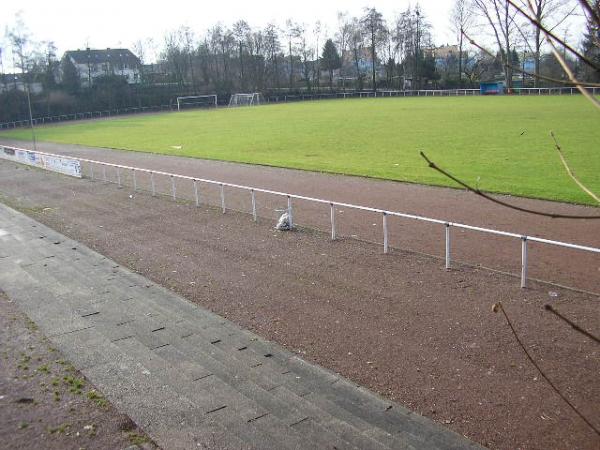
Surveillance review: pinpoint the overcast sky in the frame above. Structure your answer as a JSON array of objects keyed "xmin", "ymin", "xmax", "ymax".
[
  {"xmin": 1, "ymin": 0, "xmax": 461, "ymax": 62},
  {"xmin": 1, "ymin": 0, "xmax": 585, "ymax": 66}
]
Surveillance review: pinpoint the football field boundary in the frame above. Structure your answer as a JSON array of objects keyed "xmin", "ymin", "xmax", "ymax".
[{"xmin": 2, "ymin": 144, "xmax": 598, "ymax": 292}]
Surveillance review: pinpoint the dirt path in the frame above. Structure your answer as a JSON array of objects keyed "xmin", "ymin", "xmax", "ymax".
[
  {"xmin": 1, "ymin": 138, "xmax": 598, "ymax": 294},
  {"xmin": 0, "ymin": 159, "xmax": 598, "ymax": 450}
]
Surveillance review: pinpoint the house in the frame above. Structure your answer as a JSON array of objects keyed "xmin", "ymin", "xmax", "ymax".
[
  {"xmin": 62, "ymin": 48, "xmax": 141, "ymax": 87},
  {"xmin": 432, "ymin": 45, "xmax": 459, "ymax": 60},
  {"xmin": 431, "ymin": 45, "xmax": 460, "ymax": 71},
  {"xmin": 0, "ymin": 73, "xmax": 44, "ymax": 95}
]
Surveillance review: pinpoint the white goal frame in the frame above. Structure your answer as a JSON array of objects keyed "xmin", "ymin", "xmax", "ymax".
[
  {"xmin": 177, "ymin": 95, "xmax": 218, "ymax": 111},
  {"xmin": 228, "ymin": 93, "xmax": 262, "ymax": 107}
]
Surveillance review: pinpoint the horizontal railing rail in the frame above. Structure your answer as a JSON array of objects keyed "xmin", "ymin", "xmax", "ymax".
[{"xmin": 2, "ymin": 144, "xmax": 598, "ymax": 290}]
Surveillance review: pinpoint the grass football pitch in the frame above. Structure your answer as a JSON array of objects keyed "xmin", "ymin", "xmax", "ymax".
[{"xmin": 4, "ymin": 96, "xmax": 599, "ymax": 205}]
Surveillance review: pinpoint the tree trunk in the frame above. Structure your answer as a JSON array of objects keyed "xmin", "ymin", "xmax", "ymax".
[
  {"xmin": 289, "ymin": 40, "xmax": 293, "ymax": 89},
  {"xmin": 503, "ymin": 2, "xmax": 512, "ymax": 92},
  {"xmin": 371, "ymin": 28, "xmax": 377, "ymax": 93},
  {"xmin": 458, "ymin": 32, "xmax": 463, "ymax": 87},
  {"xmin": 534, "ymin": 27, "xmax": 541, "ymax": 87}
]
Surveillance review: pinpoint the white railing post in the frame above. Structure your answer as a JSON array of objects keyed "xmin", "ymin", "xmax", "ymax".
[
  {"xmin": 171, "ymin": 175, "xmax": 176, "ymax": 200},
  {"xmin": 521, "ymin": 236, "xmax": 528, "ymax": 288},
  {"xmin": 132, "ymin": 169, "xmax": 137, "ymax": 192},
  {"xmin": 220, "ymin": 184, "xmax": 225, "ymax": 213},
  {"xmin": 251, "ymin": 189, "xmax": 257, "ymax": 222},
  {"xmin": 287, "ymin": 196, "xmax": 293, "ymax": 229},
  {"xmin": 193, "ymin": 179, "xmax": 199, "ymax": 206},
  {"xmin": 90, "ymin": 163, "xmax": 94, "ymax": 180},
  {"xmin": 445, "ymin": 223, "xmax": 451, "ymax": 269},
  {"xmin": 116, "ymin": 167, "xmax": 121, "ymax": 187},
  {"xmin": 383, "ymin": 212, "xmax": 389, "ymax": 254},
  {"xmin": 330, "ymin": 203, "xmax": 336, "ymax": 240},
  {"xmin": 150, "ymin": 172, "xmax": 156, "ymax": 196},
  {"xmin": 102, "ymin": 164, "xmax": 107, "ymax": 182}
]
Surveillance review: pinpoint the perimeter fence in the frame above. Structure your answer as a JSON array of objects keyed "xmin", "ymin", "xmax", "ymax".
[
  {"xmin": 2, "ymin": 144, "xmax": 598, "ymax": 293},
  {"xmin": 2, "ymin": 86, "xmax": 599, "ymax": 130}
]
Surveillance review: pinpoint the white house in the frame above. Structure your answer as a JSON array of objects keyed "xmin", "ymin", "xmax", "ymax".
[
  {"xmin": 0, "ymin": 73, "xmax": 44, "ymax": 95},
  {"xmin": 63, "ymin": 48, "xmax": 141, "ymax": 87}
]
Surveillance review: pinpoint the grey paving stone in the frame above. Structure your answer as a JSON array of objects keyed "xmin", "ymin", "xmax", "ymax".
[{"xmin": 0, "ymin": 203, "xmax": 485, "ymax": 450}]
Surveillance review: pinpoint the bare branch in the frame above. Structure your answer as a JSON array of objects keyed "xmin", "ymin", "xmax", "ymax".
[
  {"xmin": 419, "ymin": 151, "xmax": 600, "ymax": 219},
  {"xmin": 492, "ymin": 302, "xmax": 600, "ymax": 437},
  {"xmin": 518, "ymin": 0, "xmax": 600, "ymax": 109},
  {"xmin": 508, "ymin": 0, "xmax": 599, "ymax": 70},
  {"xmin": 462, "ymin": 30, "xmax": 600, "ymax": 87},
  {"xmin": 544, "ymin": 304, "xmax": 600, "ymax": 344},
  {"xmin": 545, "ymin": 31, "xmax": 600, "ymax": 109},
  {"xmin": 551, "ymin": 132, "xmax": 600, "ymax": 204},
  {"xmin": 578, "ymin": 0, "xmax": 600, "ymax": 26}
]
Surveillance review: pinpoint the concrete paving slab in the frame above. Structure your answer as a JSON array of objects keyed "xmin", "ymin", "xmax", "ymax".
[{"xmin": 0, "ymin": 202, "xmax": 484, "ymax": 450}]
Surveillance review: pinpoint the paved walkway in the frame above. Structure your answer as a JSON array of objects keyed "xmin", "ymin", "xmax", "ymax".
[{"xmin": 0, "ymin": 203, "xmax": 482, "ymax": 450}]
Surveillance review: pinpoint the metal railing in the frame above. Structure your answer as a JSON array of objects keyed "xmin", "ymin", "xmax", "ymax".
[
  {"xmin": 267, "ymin": 89, "xmax": 481, "ymax": 103},
  {"xmin": 514, "ymin": 86, "xmax": 600, "ymax": 95},
  {"xmin": 267, "ymin": 86, "xmax": 599, "ymax": 102},
  {"xmin": 2, "ymin": 144, "xmax": 598, "ymax": 290},
  {"xmin": 0, "ymin": 104, "xmax": 176, "ymax": 130},
  {"xmin": 2, "ymin": 86, "xmax": 598, "ymax": 130}
]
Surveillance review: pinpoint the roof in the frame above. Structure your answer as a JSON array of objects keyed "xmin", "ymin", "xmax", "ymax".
[
  {"xmin": 433, "ymin": 45, "xmax": 459, "ymax": 59},
  {"xmin": 64, "ymin": 48, "xmax": 140, "ymax": 66}
]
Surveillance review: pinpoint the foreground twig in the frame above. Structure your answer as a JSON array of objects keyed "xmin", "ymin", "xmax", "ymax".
[
  {"xmin": 578, "ymin": 0, "xmax": 600, "ymax": 29},
  {"xmin": 462, "ymin": 30, "xmax": 600, "ymax": 89},
  {"xmin": 551, "ymin": 132, "xmax": 600, "ymax": 204},
  {"xmin": 507, "ymin": 0, "xmax": 599, "ymax": 71},
  {"xmin": 523, "ymin": 0, "xmax": 600, "ymax": 110},
  {"xmin": 419, "ymin": 152, "xmax": 600, "ymax": 219},
  {"xmin": 492, "ymin": 302, "xmax": 600, "ymax": 437},
  {"xmin": 544, "ymin": 304, "xmax": 600, "ymax": 344}
]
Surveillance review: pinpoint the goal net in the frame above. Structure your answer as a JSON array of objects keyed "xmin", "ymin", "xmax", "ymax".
[
  {"xmin": 228, "ymin": 93, "xmax": 263, "ymax": 107},
  {"xmin": 176, "ymin": 95, "xmax": 218, "ymax": 111}
]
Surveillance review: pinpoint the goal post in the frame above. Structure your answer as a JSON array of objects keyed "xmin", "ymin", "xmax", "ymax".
[
  {"xmin": 228, "ymin": 93, "xmax": 263, "ymax": 107},
  {"xmin": 176, "ymin": 95, "xmax": 218, "ymax": 111}
]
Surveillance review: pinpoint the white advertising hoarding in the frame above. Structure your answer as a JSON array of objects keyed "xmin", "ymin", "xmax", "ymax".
[{"xmin": 0, "ymin": 147, "xmax": 82, "ymax": 178}]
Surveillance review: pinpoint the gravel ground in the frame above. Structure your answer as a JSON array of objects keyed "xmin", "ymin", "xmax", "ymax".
[
  {"xmin": 0, "ymin": 159, "xmax": 598, "ymax": 450},
  {"xmin": 0, "ymin": 290, "xmax": 158, "ymax": 450}
]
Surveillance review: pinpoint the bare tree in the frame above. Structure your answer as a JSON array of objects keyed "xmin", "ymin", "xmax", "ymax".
[
  {"xmin": 313, "ymin": 21, "xmax": 322, "ymax": 91},
  {"xmin": 380, "ymin": 25, "xmax": 396, "ymax": 88},
  {"xmin": 182, "ymin": 27, "xmax": 197, "ymax": 91},
  {"xmin": 514, "ymin": 0, "xmax": 575, "ymax": 86},
  {"xmin": 6, "ymin": 14, "xmax": 32, "ymax": 77},
  {"xmin": 349, "ymin": 18, "xmax": 365, "ymax": 90},
  {"xmin": 472, "ymin": 0, "xmax": 519, "ymax": 90},
  {"xmin": 264, "ymin": 24, "xmax": 282, "ymax": 89},
  {"xmin": 393, "ymin": 8, "xmax": 413, "ymax": 89},
  {"xmin": 297, "ymin": 24, "xmax": 314, "ymax": 91},
  {"xmin": 162, "ymin": 29, "xmax": 189, "ymax": 87},
  {"xmin": 360, "ymin": 7, "xmax": 386, "ymax": 92},
  {"xmin": 233, "ymin": 21, "xmax": 251, "ymax": 91},
  {"xmin": 285, "ymin": 20, "xmax": 302, "ymax": 89},
  {"xmin": 0, "ymin": 40, "xmax": 6, "ymax": 91},
  {"xmin": 451, "ymin": 0, "xmax": 474, "ymax": 87},
  {"xmin": 335, "ymin": 12, "xmax": 353, "ymax": 91}
]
